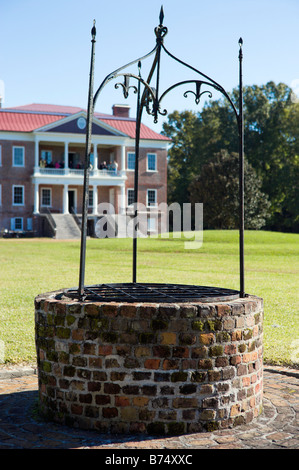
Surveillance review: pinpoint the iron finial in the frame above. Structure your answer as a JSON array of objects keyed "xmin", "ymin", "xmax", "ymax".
[
  {"xmin": 91, "ymin": 20, "xmax": 96, "ymax": 41},
  {"xmin": 238, "ymin": 37, "xmax": 243, "ymax": 47},
  {"xmin": 159, "ymin": 6, "xmax": 164, "ymax": 26}
]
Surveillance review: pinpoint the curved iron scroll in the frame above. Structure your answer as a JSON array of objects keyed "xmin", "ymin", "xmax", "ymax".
[{"xmin": 78, "ymin": 8, "xmax": 244, "ymax": 300}]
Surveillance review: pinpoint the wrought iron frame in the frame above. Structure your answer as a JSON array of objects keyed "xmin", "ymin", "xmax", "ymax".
[{"xmin": 77, "ymin": 8, "xmax": 245, "ymax": 300}]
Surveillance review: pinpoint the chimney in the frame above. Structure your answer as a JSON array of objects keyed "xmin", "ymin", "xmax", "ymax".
[{"xmin": 112, "ymin": 104, "xmax": 130, "ymax": 118}]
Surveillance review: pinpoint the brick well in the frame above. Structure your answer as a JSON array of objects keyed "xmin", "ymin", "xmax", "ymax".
[{"xmin": 35, "ymin": 291, "xmax": 263, "ymax": 435}]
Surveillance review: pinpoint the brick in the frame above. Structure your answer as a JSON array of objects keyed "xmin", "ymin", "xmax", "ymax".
[
  {"xmin": 119, "ymin": 304, "xmax": 137, "ymax": 318},
  {"xmin": 142, "ymin": 385, "xmax": 157, "ymax": 396},
  {"xmin": 179, "ymin": 333, "xmax": 196, "ymax": 345},
  {"xmin": 110, "ymin": 372, "xmax": 126, "ymax": 381},
  {"xmin": 104, "ymin": 383, "xmax": 121, "ymax": 394},
  {"xmin": 102, "ymin": 304, "xmax": 119, "ymax": 317},
  {"xmin": 199, "ymin": 409, "xmax": 216, "ymax": 420},
  {"xmin": 88, "ymin": 381, "xmax": 102, "ymax": 392},
  {"xmin": 121, "ymin": 407, "xmax": 138, "ymax": 421},
  {"xmin": 144, "ymin": 359, "xmax": 160, "ymax": 369},
  {"xmin": 199, "ymin": 333, "xmax": 215, "ymax": 345},
  {"xmin": 217, "ymin": 304, "xmax": 231, "ymax": 316},
  {"xmin": 83, "ymin": 343, "xmax": 96, "ymax": 355},
  {"xmin": 98, "ymin": 345, "xmax": 113, "ymax": 355},
  {"xmin": 72, "ymin": 329, "xmax": 84, "ymax": 341},
  {"xmin": 135, "ymin": 346, "xmax": 151, "ymax": 357},
  {"xmin": 95, "ymin": 395, "xmax": 110, "ymax": 405},
  {"xmin": 223, "ymin": 317, "xmax": 235, "ymax": 330},
  {"xmin": 224, "ymin": 344, "xmax": 237, "ymax": 355},
  {"xmin": 71, "ymin": 404, "xmax": 83, "ymax": 415},
  {"xmin": 133, "ymin": 396, "xmax": 150, "ymax": 407},
  {"xmin": 88, "ymin": 357, "xmax": 102, "ymax": 368},
  {"xmin": 102, "ymin": 407, "xmax": 118, "ymax": 418},
  {"xmin": 191, "ymin": 347, "xmax": 207, "ymax": 358},
  {"xmin": 173, "ymin": 346, "xmax": 189, "ymax": 358},
  {"xmin": 171, "ymin": 371, "xmax": 188, "ymax": 382},
  {"xmin": 161, "ymin": 332, "xmax": 176, "ymax": 345},
  {"xmin": 173, "ymin": 398, "xmax": 198, "ymax": 408},
  {"xmin": 153, "ymin": 345, "xmax": 171, "ymax": 358},
  {"xmin": 133, "ymin": 371, "xmax": 151, "ymax": 381},
  {"xmin": 230, "ymin": 404, "xmax": 241, "ymax": 416},
  {"xmin": 115, "ymin": 396, "xmax": 130, "ymax": 406},
  {"xmin": 163, "ymin": 359, "xmax": 179, "ymax": 370}
]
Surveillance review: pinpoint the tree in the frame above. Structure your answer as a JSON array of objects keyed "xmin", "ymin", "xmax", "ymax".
[
  {"xmin": 189, "ymin": 151, "xmax": 271, "ymax": 230},
  {"xmin": 162, "ymin": 81, "xmax": 299, "ymax": 232},
  {"xmin": 162, "ymin": 110, "xmax": 200, "ymax": 205}
]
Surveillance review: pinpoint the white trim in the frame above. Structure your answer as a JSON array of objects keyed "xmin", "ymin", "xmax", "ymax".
[{"xmin": 12, "ymin": 184, "xmax": 25, "ymax": 206}]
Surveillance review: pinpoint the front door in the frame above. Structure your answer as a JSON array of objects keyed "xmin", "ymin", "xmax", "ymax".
[{"xmin": 68, "ymin": 190, "xmax": 76, "ymax": 213}]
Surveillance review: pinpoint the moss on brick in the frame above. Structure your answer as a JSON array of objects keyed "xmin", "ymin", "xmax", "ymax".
[
  {"xmin": 209, "ymin": 345, "xmax": 224, "ymax": 357},
  {"xmin": 56, "ymin": 327, "xmax": 71, "ymax": 339},
  {"xmin": 167, "ymin": 422, "xmax": 185, "ymax": 435},
  {"xmin": 151, "ymin": 319, "xmax": 169, "ymax": 330},
  {"xmin": 147, "ymin": 422, "xmax": 166, "ymax": 435},
  {"xmin": 66, "ymin": 315, "xmax": 76, "ymax": 326},
  {"xmin": 192, "ymin": 321, "xmax": 204, "ymax": 331},
  {"xmin": 139, "ymin": 333, "xmax": 155, "ymax": 344},
  {"xmin": 42, "ymin": 361, "xmax": 52, "ymax": 373},
  {"xmin": 171, "ymin": 371, "xmax": 188, "ymax": 382}
]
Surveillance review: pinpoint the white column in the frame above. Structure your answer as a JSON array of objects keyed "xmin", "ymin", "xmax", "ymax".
[
  {"xmin": 64, "ymin": 141, "xmax": 69, "ymax": 171},
  {"xmin": 119, "ymin": 184, "xmax": 126, "ymax": 214},
  {"xmin": 35, "ymin": 139, "xmax": 39, "ymax": 168},
  {"xmin": 33, "ymin": 183, "xmax": 39, "ymax": 214},
  {"xmin": 93, "ymin": 143, "xmax": 98, "ymax": 172},
  {"xmin": 120, "ymin": 145, "xmax": 126, "ymax": 176},
  {"xmin": 63, "ymin": 184, "xmax": 69, "ymax": 214},
  {"xmin": 92, "ymin": 185, "xmax": 98, "ymax": 215}
]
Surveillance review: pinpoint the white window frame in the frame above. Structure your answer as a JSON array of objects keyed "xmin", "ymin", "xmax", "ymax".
[
  {"xmin": 12, "ymin": 146, "xmax": 25, "ymax": 167},
  {"xmin": 127, "ymin": 188, "xmax": 135, "ymax": 206},
  {"xmin": 147, "ymin": 153, "xmax": 157, "ymax": 172},
  {"xmin": 11, "ymin": 217, "xmax": 23, "ymax": 231},
  {"xmin": 12, "ymin": 185, "xmax": 24, "ymax": 206},
  {"xmin": 41, "ymin": 188, "xmax": 52, "ymax": 207},
  {"xmin": 127, "ymin": 152, "xmax": 135, "ymax": 171},
  {"xmin": 147, "ymin": 189, "xmax": 157, "ymax": 207}
]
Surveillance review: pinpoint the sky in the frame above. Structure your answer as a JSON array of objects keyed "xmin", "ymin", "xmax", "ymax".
[{"xmin": 1, "ymin": 0, "xmax": 299, "ymax": 133}]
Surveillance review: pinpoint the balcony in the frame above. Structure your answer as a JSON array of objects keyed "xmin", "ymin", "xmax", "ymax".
[{"xmin": 35, "ymin": 167, "xmax": 121, "ymax": 177}]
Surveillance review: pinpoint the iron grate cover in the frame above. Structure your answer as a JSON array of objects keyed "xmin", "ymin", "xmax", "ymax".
[{"xmin": 61, "ymin": 283, "xmax": 241, "ymax": 303}]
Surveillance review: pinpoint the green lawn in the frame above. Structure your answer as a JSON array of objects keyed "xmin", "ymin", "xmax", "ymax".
[{"xmin": 0, "ymin": 230, "xmax": 298, "ymax": 367}]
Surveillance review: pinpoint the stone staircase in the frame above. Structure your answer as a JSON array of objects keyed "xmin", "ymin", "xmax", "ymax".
[{"xmin": 51, "ymin": 213, "xmax": 81, "ymax": 239}]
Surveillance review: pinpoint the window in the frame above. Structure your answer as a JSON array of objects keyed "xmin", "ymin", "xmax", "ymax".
[
  {"xmin": 41, "ymin": 150, "xmax": 52, "ymax": 165},
  {"xmin": 147, "ymin": 153, "xmax": 157, "ymax": 171},
  {"xmin": 27, "ymin": 218, "xmax": 33, "ymax": 231},
  {"xmin": 13, "ymin": 146, "xmax": 25, "ymax": 167},
  {"xmin": 127, "ymin": 189, "xmax": 135, "ymax": 206},
  {"xmin": 11, "ymin": 217, "xmax": 23, "ymax": 231},
  {"xmin": 88, "ymin": 190, "xmax": 93, "ymax": 207},
  {"xmin": 13, "ymin": 185, "xmax": 24, "ymax": 205},
  {"xmin": 41, "ymin": 188, "xmax": 51, "ymax": 207},
  {"xmin": 147, "ymin": 189, "xmax": 157, "ymax": 207},
  {"xmin": 127, "ymin": 153, "xmax": 135, "ymax": 170}
]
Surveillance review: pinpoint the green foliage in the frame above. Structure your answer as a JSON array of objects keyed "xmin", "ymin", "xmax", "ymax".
[
  {"xmin": 162, "ymin": 81, "xmax": 299, "ymax": 232},
  {"xmin": 189, "ymin": 150, "xmax": 271, "ymax": 229}
]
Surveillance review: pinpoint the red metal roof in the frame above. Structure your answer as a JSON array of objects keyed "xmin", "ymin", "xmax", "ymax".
[
  {"xmin": 0, "ymin": 111, "xmax": 66, "ymax": 132},
  {"xmin": 100, "ymin": 118, "xmax": 169, "ymax": 141},
  {"xmin": 0, "ymin": 103, "xmax": 170, "ymax": 141}
]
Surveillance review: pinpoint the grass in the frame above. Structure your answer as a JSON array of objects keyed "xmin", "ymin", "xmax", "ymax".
[{"xmin": 0, "ymin": 230, "xmax": 298, "ymax": 367}]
